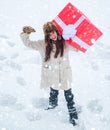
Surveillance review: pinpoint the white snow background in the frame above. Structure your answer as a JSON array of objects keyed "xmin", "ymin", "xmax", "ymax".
[{"xmin": 0, "ymin": 0, "xmax": 110, "ymax": 130}]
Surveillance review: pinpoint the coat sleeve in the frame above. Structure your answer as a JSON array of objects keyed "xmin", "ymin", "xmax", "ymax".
[{"xmin": 20, "ymin": 32, "xmax": 44, "ymax": 51}]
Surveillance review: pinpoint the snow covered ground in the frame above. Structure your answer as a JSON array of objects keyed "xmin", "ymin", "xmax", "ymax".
[{"xmin": 0, "ymin": 0, "xmax": 110, "ymax": 130}]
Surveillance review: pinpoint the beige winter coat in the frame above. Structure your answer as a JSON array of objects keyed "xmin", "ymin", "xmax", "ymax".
[{"xmin": 20, "ymin": 33, "xmax": 77, "ymax": 90}]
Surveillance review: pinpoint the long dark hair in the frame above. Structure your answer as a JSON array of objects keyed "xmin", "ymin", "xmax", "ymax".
[{"xmin": 43, "ymin": 22, "xmax": 65, "ymax": 62}]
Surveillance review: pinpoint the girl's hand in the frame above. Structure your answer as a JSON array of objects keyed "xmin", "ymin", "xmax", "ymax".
[{"xmin": 23, "ymin": 26, "xmax": 36, "ymax": 34}]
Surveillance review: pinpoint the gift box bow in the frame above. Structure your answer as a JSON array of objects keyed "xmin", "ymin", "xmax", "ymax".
[{"xmin": 52, "ymin": 3, "xmax": 103, "ymax": 52}]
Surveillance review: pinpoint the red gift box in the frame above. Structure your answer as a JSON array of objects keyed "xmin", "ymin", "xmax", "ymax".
[{"xmin": 52, "ymin": 2, "xmax": 103, "ymax": 52}]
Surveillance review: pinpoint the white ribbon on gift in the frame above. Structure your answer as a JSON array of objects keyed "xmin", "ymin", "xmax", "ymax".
[
  {"xmin": 54, "ymin": 16, "xmax": 90, "ymax": 50},
  {"xmin": 62, "ymin": 24, "xmax": 77, "ymax": 40}
]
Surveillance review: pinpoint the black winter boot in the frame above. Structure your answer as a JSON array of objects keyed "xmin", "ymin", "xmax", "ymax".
[
  {"xmin": 64, "ymin": 89, "xmax": 78, "ymax": 125},
  {"xmin": 47, "ymin": 87, "xmax": 59, "ymax": 110}
]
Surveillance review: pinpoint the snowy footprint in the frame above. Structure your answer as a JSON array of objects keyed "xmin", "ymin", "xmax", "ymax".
[
  {"xmin": 16, "ymin": 76, "xmax": 27, "ymax": 86},
  {"xmin": 0, "ymin": 35, "xmax": 9, "ymax": 39},
  {"xmin": 0, "ymin": 94, "xmax": 25, "ymax": 111},
  {"xmin": 10, "ymin": 53, "xmax": 19, "ymax": 59},
  {"xmin": 90, "ymin": 62, "xmax": 99, "ymax": 71},
  {"xmin": 104, "ymin": 75, "xmax": 110, "ymax": 81},
  {"xmin": 5, "ymin": 60, "xmax": 22, "ymax": 71},
  {"xmin": 0, "ymin": 94, "xmax": 17, "ymax": 107},
  {"xmin": 0, "ymin": 35, "xmax": 15, "ymax": 47},
  {"xmin": 31, "ymin": 97, "xmax": 48, "ymax": 109},
  {"xmin": 87, "ymin": 99, "xmax": 103, "ymax": 113},
  {"xmin": 0, "ymin": 55, "xmax": 7, "ymax": 61},
  {"xmin": 12, "ymin": 102, "xmax": 25, "ymax": 111},
  {"xmin": 7, "ymin": 41, "xmax": 15, "ymax": 47},
  {"xmin": 25, "ymin": 111, "xmax": 42, "ymax": 121}
]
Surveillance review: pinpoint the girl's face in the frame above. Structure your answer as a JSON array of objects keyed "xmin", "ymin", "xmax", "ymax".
[{"xmin": 49, "ymin": 31, "xmax": 57, "ymax": 41}]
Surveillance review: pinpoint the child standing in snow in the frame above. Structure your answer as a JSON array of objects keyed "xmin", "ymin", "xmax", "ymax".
[{"xmin": 20, "ymin": 22, "xmax": 78, "ymax": 125}]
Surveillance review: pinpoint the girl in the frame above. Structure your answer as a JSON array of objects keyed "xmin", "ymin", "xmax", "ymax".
[{"xmin": 20, "ymin": 22, "xmax": 78, "ymax": 125}]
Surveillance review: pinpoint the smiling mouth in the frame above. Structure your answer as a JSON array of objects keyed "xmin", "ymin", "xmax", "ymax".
[
  {"xmin": 52, "ymin": 37, "xmax": 57, "ymax": 41},
  {"xmin": 53, "ymin": 39, "xmax": 57, "ymax": 41}
]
